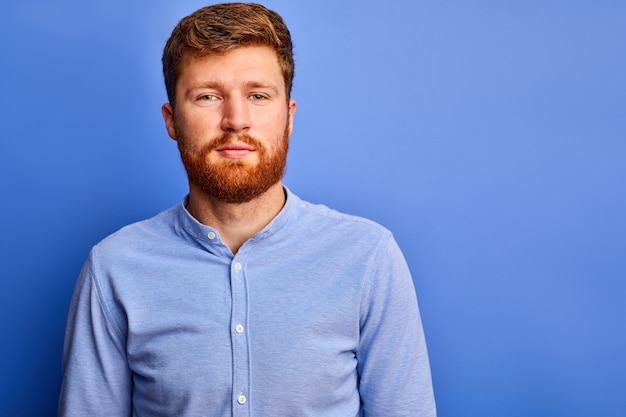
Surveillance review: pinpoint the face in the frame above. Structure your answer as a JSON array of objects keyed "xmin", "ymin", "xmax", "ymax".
[{"xmin": 162, "ymin": 45, "xmax": 297, "ymax": 203}]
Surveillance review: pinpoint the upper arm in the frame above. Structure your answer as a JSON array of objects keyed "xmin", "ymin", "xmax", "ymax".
[
  {"xmin": 58, "ymin": 252, "xmax": 132, "ymax": 416},
  {"xmin": 357, "ymin": 234, "xmax": 437, "ymax": 416}
]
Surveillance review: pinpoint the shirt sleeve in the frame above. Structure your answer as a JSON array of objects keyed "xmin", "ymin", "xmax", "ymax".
[
  {"xmin": 58, "ymin": 251, "xmax": 132, "ymax": 417},
  {"xmin": 357, "ymin": 233, "xmax": 437, "ymax": 417}
]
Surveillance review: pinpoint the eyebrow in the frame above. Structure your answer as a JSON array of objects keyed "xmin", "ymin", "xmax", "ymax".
[
  {"xmin": 186, "ymin": 80, "xmax": 280, "ymax": 95},
  {"xmin": 242, "ymin": 81, "xmax": 280, "ymax": 94}
]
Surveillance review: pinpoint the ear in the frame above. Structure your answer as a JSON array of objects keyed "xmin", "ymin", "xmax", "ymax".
[
  {"xmin": 161, "ymin": 103, "xmax": 177, "ymax": 141},
  {"xmin": 287, "ymin": 98, "xmax": 297, "ymax": 136}
]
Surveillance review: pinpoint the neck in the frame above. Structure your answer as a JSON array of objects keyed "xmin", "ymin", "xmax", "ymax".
[{"xmin": 186, "ymin": 181, "xmax": 286, "ymax": 254}]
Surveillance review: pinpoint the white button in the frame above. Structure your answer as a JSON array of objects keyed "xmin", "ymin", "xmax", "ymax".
[
  {"xmin": 207, "ymin": 231, "xmax": 216, "ymax": 240},
  {"xmin": 237, "ymin": 394, "xmax": 246, "ymax": 404},
  {"xmin": 235, "ymin": 324, "xmax": 244, "ymax": 333},
  {"xmin": 234, "ymin": 262, "xmax": 242, "ymax": 271}
]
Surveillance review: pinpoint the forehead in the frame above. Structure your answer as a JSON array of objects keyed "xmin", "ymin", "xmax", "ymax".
[{"xmin": 177, "ymin": 45, "xmax": 285, "ymax": 90}]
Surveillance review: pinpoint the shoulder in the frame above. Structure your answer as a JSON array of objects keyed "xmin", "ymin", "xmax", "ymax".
[
  {"xmin": 288, "ymin": 191, "xmax": 394, "ymax": 248},
  {"xmin": 90, "ymin": 205, "xmax": 181, "ymax": 259},
  {"xmin": 79, "ymin": 204, "xmax": 189, "ymax": 302}
]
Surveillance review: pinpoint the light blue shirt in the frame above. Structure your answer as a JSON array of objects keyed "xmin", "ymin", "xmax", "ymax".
[{"xmin": 59, "ymin": 189, "xmax": 436, "ymax": 416}]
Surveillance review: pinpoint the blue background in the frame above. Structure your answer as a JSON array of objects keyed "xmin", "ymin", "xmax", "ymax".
[{"xmin": 1, "ymin": 1, "xmax": 625, "ymax": 415}]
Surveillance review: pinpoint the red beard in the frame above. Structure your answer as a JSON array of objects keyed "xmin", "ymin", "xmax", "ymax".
[{"xmin": 176, "ymin": 125, "xmax": 289, "ymax": 204}]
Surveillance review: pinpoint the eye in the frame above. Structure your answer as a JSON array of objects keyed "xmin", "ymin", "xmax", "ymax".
[
  {"xmin": 199, "ymin": 94, "xmax": 218, "ymax": 101},
  {"xmin": 250, "ymin": 93, "xmax": 268, "ymax": 101}
]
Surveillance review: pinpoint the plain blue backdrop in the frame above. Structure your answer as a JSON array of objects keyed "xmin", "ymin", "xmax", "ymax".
[{"xmin": 1, "ymin": 1, "xmax": 625, "ymax": 416}]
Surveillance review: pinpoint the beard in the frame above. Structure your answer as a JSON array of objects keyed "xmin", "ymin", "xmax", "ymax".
[{"xmin": 176, "ymin": 123, "xmax": 289, "ymax": 204}]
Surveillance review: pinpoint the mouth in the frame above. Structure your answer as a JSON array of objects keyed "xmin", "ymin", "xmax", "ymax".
[
  {"xmin": 216, "ymin": 142, "xmax": 255, "ymax": 151},
  {"xmin": 215, "ymin": 141, "xmax": 256, "ymax": 159}
]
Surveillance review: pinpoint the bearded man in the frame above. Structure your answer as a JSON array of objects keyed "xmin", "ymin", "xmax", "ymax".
[{"xmin": 58, "ymin": 3, "xmax": 436, "ymax": 416}]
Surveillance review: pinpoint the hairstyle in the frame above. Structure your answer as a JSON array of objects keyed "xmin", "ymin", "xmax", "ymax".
[{"xmin": 162, "ymin": 2, "xmax": 294, "ymax": 107}]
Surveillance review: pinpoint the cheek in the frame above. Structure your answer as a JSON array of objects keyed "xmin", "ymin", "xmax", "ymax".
[
  {"xmin": 264, "ymin": 113, "xmax": 290, "ymax": 140},
  {"xmin": 175, "ymin": 113, "xmax": 216, "ymax": 142}
]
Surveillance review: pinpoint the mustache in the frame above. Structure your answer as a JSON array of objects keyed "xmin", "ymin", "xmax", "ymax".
[{"xmin": 207, "ymin": 132, "xmax": 263, "ymax": 151}]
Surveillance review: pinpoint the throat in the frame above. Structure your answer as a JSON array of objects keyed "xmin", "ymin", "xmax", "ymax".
[{"xmin": 186, "ymin": 182, "xmax": 286, "ymax": 253}]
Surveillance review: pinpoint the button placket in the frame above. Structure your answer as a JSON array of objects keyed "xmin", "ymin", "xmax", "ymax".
[{"xmin": 231, "ymin": 257, "xmax": 250, "ymax": 414}]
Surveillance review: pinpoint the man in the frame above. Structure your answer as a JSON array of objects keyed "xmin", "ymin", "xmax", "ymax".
[{"xmin": 58, "ymin": 3, "xmax": 436, "ymax": 416}]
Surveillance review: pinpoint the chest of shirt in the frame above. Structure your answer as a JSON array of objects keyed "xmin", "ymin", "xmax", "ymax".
[{"xmin": 108, "ymin": 243, "xmax": 368, "ymax": 414}]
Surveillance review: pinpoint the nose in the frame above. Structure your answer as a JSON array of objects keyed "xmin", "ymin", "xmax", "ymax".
[{"xmin": 220, "ymin": 95, "xmax": 250, "ymax": 133}]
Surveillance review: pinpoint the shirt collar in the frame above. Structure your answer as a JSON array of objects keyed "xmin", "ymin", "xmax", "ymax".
[{"xmin": 175, "ymin": 186, "xmax": 299, "ymax": 253}]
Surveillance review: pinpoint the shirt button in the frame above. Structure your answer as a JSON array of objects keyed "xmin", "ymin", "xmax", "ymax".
[
  {"xmin": 235, "ymin": 324, "xmax": 244, "ymax": 334},
  {"xmin": 237, "ymin": 394, "xmax": 246, "ymax": 404},
  {"xmin": 234, "ymin": 262, "xmax": 242, "ymax": 271},
  {"xmin": 207, "ymin": 231, "xmax": 216, "ymax": 240}
]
